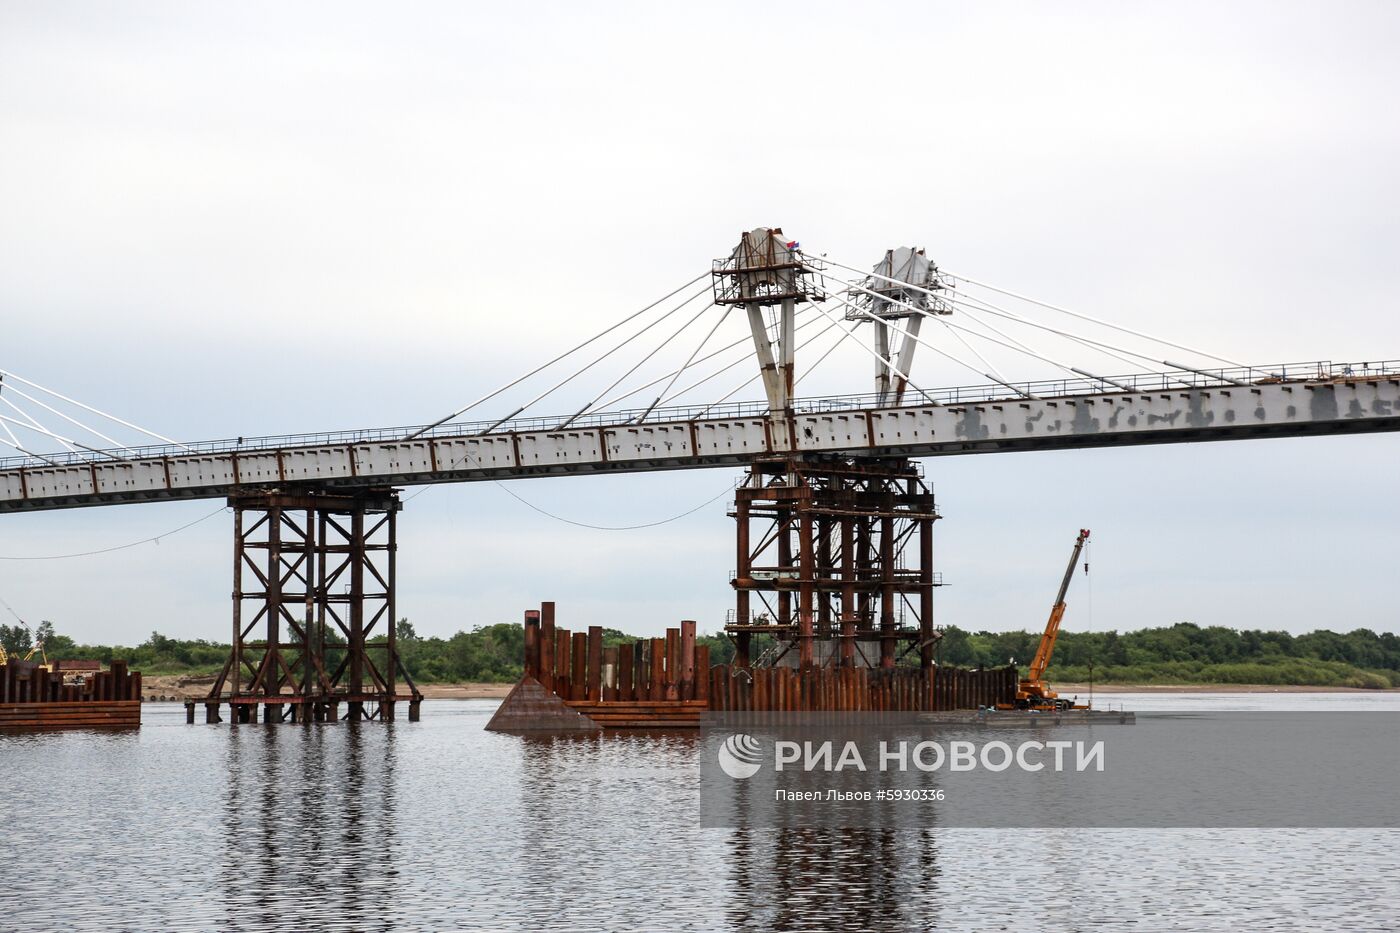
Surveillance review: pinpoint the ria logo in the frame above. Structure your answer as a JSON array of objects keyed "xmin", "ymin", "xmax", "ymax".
[{"xmin": 717, "ymin": 733, "xmax": 763, "ymax": 779}]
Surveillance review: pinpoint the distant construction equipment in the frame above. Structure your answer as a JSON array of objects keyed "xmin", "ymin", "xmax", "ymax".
[{"xmin": 1002, "ymin": 528, "xmax": 1090, "ymax": 711}]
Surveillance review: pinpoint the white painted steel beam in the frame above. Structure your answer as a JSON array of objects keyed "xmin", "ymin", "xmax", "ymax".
[{"xmin": 1, "ymin": 376, "xmax": 1397, "ymax": 512}]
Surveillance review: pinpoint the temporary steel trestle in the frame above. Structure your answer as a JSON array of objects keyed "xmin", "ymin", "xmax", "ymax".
[
  {"xmin": 729, "ymin": 455, "xmax": 942, "ymax": 672},
  {"xmin": 200, "ymin": 486, "xmax": 422, "ymax": 724}
]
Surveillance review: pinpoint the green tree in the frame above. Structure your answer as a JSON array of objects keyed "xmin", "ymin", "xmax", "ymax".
[{"xmin": 0, "ymin": 623, "xmax": 31, "ymax": 655}]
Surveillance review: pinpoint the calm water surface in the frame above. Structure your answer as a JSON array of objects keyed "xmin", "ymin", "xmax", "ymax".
[{"xmin": 2, "ymin": 693, "xmax": 1398, "ymax": 932}]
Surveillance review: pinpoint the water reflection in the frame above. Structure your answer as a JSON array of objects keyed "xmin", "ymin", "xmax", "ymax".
[
  {"xmin": 3, "ymin": 698, "xmax": 1399, "ymax": 932},
  {"xmin": 219, "ymin": 720, "xmax": 400, "ymax": 933},
  {"xmin": 726, "ymin": 828, "xmax": 942, "ymax": 931}
]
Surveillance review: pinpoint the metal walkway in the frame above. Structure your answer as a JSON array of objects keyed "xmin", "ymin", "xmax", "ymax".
[{"xmin": 3, "ymin": 360, "xmax": 1396, "ymax": 513}]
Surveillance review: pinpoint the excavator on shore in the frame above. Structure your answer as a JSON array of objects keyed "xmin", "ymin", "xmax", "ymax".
[
  {"xmin": 0, "ymin": 640, "xmax": 48, "ymax": 669},
  {"xmin": 1000, "ymin": 528, "xmax": 1090, "ymax": 711}
]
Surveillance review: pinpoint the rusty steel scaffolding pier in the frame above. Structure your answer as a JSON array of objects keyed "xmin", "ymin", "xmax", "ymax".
[
  {"xmin": 200, "ymin": 486, "xmax": 422, "ymax": 724},
  {"xmin": 729, "ymin": 455, "xmax": 942, "ymax": 672}
]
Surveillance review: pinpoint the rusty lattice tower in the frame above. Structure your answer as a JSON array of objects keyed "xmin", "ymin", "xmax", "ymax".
[
  {"xmin": 727, "ymin": 456, "xmax": 941, "ymax": 671},
  {"xmin": 202, "ymin": 487, "xmax": 421, "ymax": 723}
]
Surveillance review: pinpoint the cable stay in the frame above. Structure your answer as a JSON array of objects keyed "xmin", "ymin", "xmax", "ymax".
[
  {"xmin": 814, "ymin": 253, "xmax": 1251, "ymax": 381},
  {"xmin": 940, "ymin": 270, "xmax": 1249, "ymax": 369},
  {"xmin": 476, "ymin": 288, "xmax": 719, "ymax": 435},
  {"xmin": 0, "ymin": 236, "xmax": 1324, "ymax": 472},
  {"xmin": 944, "ymin": 290, "xmax": 1199, "ymax": 388},
  {"xmin": 815, "ymin": 252, "xmax": 1250, "ymax": 394},
  {"xmin": 405, "ymin": 270, "xmax": 711, "ymax": 440},
  {"xmin": 801, "ymin": 294, "xmax": 938, "ymax": 405},
  {"xmin": 825, "ymin": 282, "xmax": 1038, "ymax": 400},
  {"xmin": 557, "ymin": 290, "xmax": 719, "ymax": 429},
  {"xmin": 584, "ymin": 305, "xmax": 820, "ymax": 415},
  {"xmin": 836, "ymin": 275, "xmax": 1138, "ymax": 395},
  {"xmin": 633, "ymin": 305, "xmax": 732, "ymax": 424},
  {"xmin": 684, "ymin": 312, "xmax": 850, "ymax": 417},
  {"xmin": 0, "ymin": 368, "xmax": 190, "ymax": 462}
]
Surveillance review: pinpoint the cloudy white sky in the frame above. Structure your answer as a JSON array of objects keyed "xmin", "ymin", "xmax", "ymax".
[{"xmin": 1, "ymin": 1, "xmax": 1397, "ymax": 647}]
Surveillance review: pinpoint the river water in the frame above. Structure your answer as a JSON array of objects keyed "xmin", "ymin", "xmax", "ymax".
[{"xmin": 2, "ymin": 692, "xmax": 1397, "ymax": 932}]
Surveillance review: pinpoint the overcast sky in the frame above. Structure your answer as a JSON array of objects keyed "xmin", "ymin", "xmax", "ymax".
[{"xmin": 1, "ymin": 1, "xmax": 1397, "ymax": 647}]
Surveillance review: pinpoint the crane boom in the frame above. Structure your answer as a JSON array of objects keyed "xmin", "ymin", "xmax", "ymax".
[
  {"xmin": 1027, "ymin": 528, "xmax": 1089, "ymax": 683},
  {"xmin": 1004, "ymin": 527, "xmax": 1090, "ymax": 710}
]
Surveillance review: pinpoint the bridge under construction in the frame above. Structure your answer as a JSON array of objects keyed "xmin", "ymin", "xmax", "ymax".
[{"xmin": 1, "ymin": 227, "xmax": 1396, "ymax": 723}]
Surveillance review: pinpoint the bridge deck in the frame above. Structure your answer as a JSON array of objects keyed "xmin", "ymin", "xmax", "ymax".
[{"xmin": 2, "ymin": 362, "xmax": 1397, "ymax": 512}]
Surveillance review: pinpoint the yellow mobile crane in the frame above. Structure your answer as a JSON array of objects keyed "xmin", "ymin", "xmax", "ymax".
[{"xmin": 1007, "ymin": 528, "xmax": 1090, "ymax": 711}]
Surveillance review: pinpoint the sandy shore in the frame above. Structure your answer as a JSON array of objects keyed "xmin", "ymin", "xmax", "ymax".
[
  {"xmin": 138, "ymin": 675, "xmax": 515, "ymax": 701},
  {"xmin": 416, "ymin": 683, "xmax": 514, "ymax": 699},
  {"xmin": 1053, "ymin": 682, "xmax": 1400, "ymax": 694}
]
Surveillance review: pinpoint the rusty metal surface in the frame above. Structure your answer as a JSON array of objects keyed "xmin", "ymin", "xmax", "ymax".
[
  {"xmin": 203, "ymin": 487, "xmax": 422, "ymax": 724},
  {"xmin": 505, "ymin": 600, "xmax": 1011, "ymax": 730},
  {"xmin": 706, "ymin": 664, "xmax": 1017, "ymax": 713},
  {"xmin": 0, "ymin": 658, "xmax": 143, "ymax": 731},
  {"xmin": 483, "ymin": 676, "xmax": 602, "ymax": 733},
  {"xmin": 729, "ymin": 456, "xmax": 940, "ymax": 671}
]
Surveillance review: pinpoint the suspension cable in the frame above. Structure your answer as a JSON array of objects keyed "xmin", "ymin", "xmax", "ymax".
[
  {"xmin": 403, "ymin": 441, "xmax": 734, "ymax": 530},
  {"xmin": 0, "ymin": 505, "xmax": 229, "ymax": 560}
]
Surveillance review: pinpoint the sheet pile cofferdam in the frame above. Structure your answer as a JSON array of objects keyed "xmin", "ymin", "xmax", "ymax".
[{"xmin": 0, "ymin": 659, "xmax": 141, "ymax": 732}]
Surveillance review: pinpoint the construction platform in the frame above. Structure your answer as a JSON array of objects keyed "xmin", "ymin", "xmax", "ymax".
[
  {"xmin": 485, "ymin": 603, "xmax": 1025, "ymax": 732},
  {"xmin": 0, "ymin": 659, "xmax": 141, "ymax": 732}
]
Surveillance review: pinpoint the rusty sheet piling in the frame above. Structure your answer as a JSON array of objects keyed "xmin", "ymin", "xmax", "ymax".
[
  {"xmin": 705, "ymin": 664, "xmax": 1016, "ymax": 712},
  {"xmin": 489, "ymin": 602, "xmax": 1017, "ymax": 731},
  {"xmin": 0, "ymin": 659, "xmax": 141, "ymax": 732}
]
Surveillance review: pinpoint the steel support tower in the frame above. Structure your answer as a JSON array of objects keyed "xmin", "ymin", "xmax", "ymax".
[
  {"xmin": 203, "ymin": 486, "xmax": 421, "ymax": 723},
  {"xmin": 727, "ymin": 456, "xmax": 941, "ymax": 671}
]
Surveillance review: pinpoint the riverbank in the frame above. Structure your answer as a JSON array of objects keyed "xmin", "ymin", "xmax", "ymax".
[
  {"xmin": 136, "ymin": 675, "xmax": 1400, "ymax": 702},
  {"xmin": 138, "ymin": 675, "xmax": 516, "ymax": 701},
  {"xmin": 1054, "ymin": 682, "xmax": 1400, "ymax": 694}
]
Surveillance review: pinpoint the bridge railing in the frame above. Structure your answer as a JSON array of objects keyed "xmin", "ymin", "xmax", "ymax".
[{"xmin": 2, "ymin": 359, "xmax": 1396, "ymax": 471}]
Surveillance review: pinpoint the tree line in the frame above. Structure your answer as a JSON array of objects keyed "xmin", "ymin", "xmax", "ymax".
[
  {"xmin": 2, "ymin": 619, "xmax": 1398, "ymax": 688},
  {"xmin": 938, "ymin": 622, "xmax": 1400, "ymax": 689}
]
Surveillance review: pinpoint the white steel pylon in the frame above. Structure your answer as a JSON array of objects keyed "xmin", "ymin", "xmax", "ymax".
[
  {"xmin": 712, "ymin": 227, "xmax": 826, "ymax": 449},
  {"xmin": 848, "ymin": 247, "xmax": 952, "ymax": 405}
]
